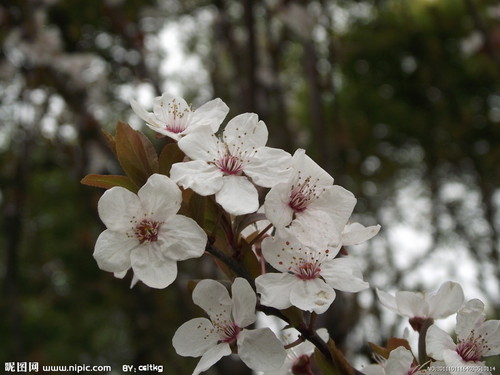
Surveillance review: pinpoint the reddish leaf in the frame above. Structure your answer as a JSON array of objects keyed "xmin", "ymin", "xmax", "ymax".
[
  {"xmin": 158, "ymin": 142, "xmax": 185, "ymax": 176},
  {"xmin": 80, "ymin": 174, "xmax": 138, "ymax": 192},
  {"xmin": 101, "ymin": 128, "xmax": 117, "ymax": 156},
  {"xmin": 319, "ymin": 339, "xmax": 355, "ymax": 375},
  {"xmin": 387, "ymin": 337, "xmax": 412, "ymax": 352},
  {"xmin": 115, "ymin": 121, "xmax": 159, "ymax": 186}
]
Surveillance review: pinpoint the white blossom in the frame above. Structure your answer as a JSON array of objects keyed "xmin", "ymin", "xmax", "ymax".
[
  {"xmin": 264, "ymin": 149, "xmax": 356, "ymax": 250},
  {"xmin": 261, "ymin": 328, "xmax": 329, "ymax": 375},
  {"xmin": 376, "ymin": 281, "xmax": 464, "ymax": 321},
  {"xmin": 256, "ymin": 234, "xmax": 368, "ymax": 314},
  {"xmin": 172, "ymin": 278, "xmax": 286, "ymax": 374},
  {"xmin": 170, "ymin": 113, "xmax": 293, "ymax": 215},
  {"xmin": 426, "ymin": 299, "xmax": 500, "ymax": 375},
  {"xmin": 93, "ymin": 174, "xmax": 207, "ymax": 288},
  {"xmin": 130, "ymin": 93, "xmax": 229, "ymax": 141}
]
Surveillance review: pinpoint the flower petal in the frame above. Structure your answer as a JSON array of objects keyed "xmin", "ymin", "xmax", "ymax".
[
  {"xmin": 292, "ymin": 149, "xmax": 333, "ymax": 186},
  {"xmin": 244, "ymin": 147, "xmax": 293, "ymax": 188},
  {"xmin": 477, "ymin": 320, "xmax": 500, "ymax": 357},
  {"xmin": 152, "ymin": 93, "xmax": 189, "ymax": 123},
  {"xmin": 395, "ymin": 291, "xmax": 427, "ymax": 317},
  {"xmin": 341, "ymin": 223, "xmax": 381, "ymax": 246},
  {"xmin": 170, "ymin": 160, "xmax": 223, "ymax": 196},
  {"xmin": 192, "ymin": 279, "xmax": 232, "ymax": 322},
  {"xmin": 98, "ymin": 186, "xmax": 142, "ymax": 231},
  {"xmin": 137, "ymin": 174, "xmax": 181, "ymax": 220},
  {"xmin": 130, "ymin": 246, "xmax": 177, "ymax": 288},
  {"xmin": 376, "ymin": 289, "xmax": 399, "ymax": 314},
  {"xmin": 426, "ymin": 324, "xmax": 456, "ymax": 360},
  {"xmin": 238, "ymin": 328, "xmax": 286, "ymax": 371},
  {"xmin": 190, "ymin": 98, "xmax": 229, "ymax": 132},
  {"xmin": 260, "ymin": 235, "xmax": 301, "ymax": 272},
  {"xmin": 223, "ymin": 113, "xmax": 268, "ymax": 150},
  {"xmin": 172, "ymin": 317, "xmax": 219, "ymax": 357},
  {"xmin": 177, "ymin": 126, "xmax": 219, "ymax": 161},
  {"xmin": 160, "ymin": 215, "xmax": 207, "ymax": 261},
  {"xmin": 427, "ymin": 281, "xmax": 464, "ymax": 319},
  {"xmin": 255, "ymin": 273, "xmax": 296, "ymax": 310},
  {"xmin": 456, "ymin": 299, "xmax": 485, "ymax": 341},
  {"xmin": 320, "ymin": 257, "xmax": 369, "ymax": 293},
  {"xmin": 290, "ymin": 279, "xmax": 336, "ymax": 314},
  {"xmin": 192, "ymin": 343, "xmax": 232, "ymax": 375},
  {"xmin": 385, "ymin": 347, "xmax": 415, "ymax": 375},
  {"xmin": 130, "ymin": 97, "xmax": 163, "ymax": 129},
  {"xmin": 231, "ymin": 278, "xmax": 257, "ymax": 328},
  {"xmin": 264, "ymin": 182, "xmax": 294, "ymax": 228},
  {"xmin": 441, "ymin": 350, "xmax": 488, "ymax": 375},
  {"xmin": 93, "ymin": 230, "xmax": 135, "ymax": 272},
  {"xmin": 215, "ymin": 175, "xmax": 259, "ymax": 215},
  {"xmin": 287, "ymin": 208, "xmax": 339, "ymax": 250},
  {"xmin": 308, "ymin": 185, "xmax": 357, "ymax": 246}
]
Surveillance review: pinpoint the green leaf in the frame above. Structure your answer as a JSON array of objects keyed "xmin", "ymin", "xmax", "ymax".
[
  {"xmin": 80, "ymin": 174, "xmax": 138, "ymax": 192},
  {"xmin": 115, "ymin": 121, "xmax": 159, "ymax": 187},
  {"xmin": 158, "ymin": 142, "xmax": 185, "ymax": 176}
]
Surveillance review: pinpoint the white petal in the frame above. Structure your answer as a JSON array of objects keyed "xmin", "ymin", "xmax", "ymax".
[
  {"xmin": 260, "ymin": 235, "xmax": 303, "ymax": 272},
  {"xmin": 321, "ymin": 258, "xmax": 369, "ymax": 293},
  {"xmin": 93, "ymin": 230, "xmax": 135, "ymax": 273},
  {"xmin": 130, "ymin": 246, "xmax": 177, "ymax": 289},
  {"xmin": 456, "ymin": 299, "xmax": 485, "ymax": 341},
  {"xmin": 223, "ymin": 113, "xmax": 268, "ymax": 150},
  {"xmin": 172, "ymin": 317, "xmax": 219, "ymax": 357},
  {"xmin": 114, "ymin": 269, "xmax": 128, "ymax": 279},
  {"xmin": 238, "ymin": 328, "xmax": 286, "ymax": 371},
  {"xmin": 255, "ymin": 273, "xmax": 296, "ymax": 310},
  {"xmin": 361, "ymin": 364, "xmax": 386, "ymax": 375},
  {"xmin": 170, "ymin": 160, "xmax": 223, "ymax": 196},
  {"xmin": 215, "ymin": 175, "xmax": 259, "ymax": 215},
  {"xmin": 153, "ymin": 93, "xmax": 189, "ymax": 123},
  {"xmin": 160, "ymin": 215, "xmax": 207, "ymax": 261},
  {"xmin": 177, "ymin": 126, "xmax": 219, "ymax": 161},
  {"xmin": 426, "ymin": 325, "xmax": 456, "ymax": 360},
  {"xmin": 385, "ymin": 347, "xmax": 415, "ymax": 375},
  {"xmin": 395, "ymin": 291, "xmax": 427, "ymax": 317},
  {"xmin": 244, "ymin": 147, "xmax": 293, "ymax": 188},
  {"xmin": 376, "ymin": 289, "xmax": 400, "ymax": 314},
  {"xmin": 427, "ymin": 281, "xmax": 464, "ymax": 319},
  {"xmin": 476, "ymin": 320, "xmax": 500, "ymax": 357},
  {"xmin": 290, "ymin": 279, "xmax": 336, "ymax": 314},
  {"xmin": 341, "ymin": 223, "xmax": 381, "ymax": 246},
  {"xmin": 190, "ymin": 98, "xmax": 229, "ymax": 132},
  {"xmin": 192, "ymin": 279, "xmax": 232, "ymax": 322},
  {"xmin": 130, "ymin": 97, "xmax": 163, "ymax": 129},
  {"xmin": 292, "ymin": 149, "xmax": 333, "ymax": 186},
  {"xmin": 137, "ymin": 174, "xmax": 181, "ymax": 220},
  {"xmin": 287, "ymin": 209, "xmax": 340, "ymax": 250},
  {"xmin": 264, "ymin": 182, "xmax": 294, "ymax": 228},
  {"xmin": 231, "ymin": 278, "xmax": 257, "ymax": 328},
  {"xmin": 442, "ymin": 350, "xmax": 489, "ymax": 375},
  {"xmin": 98, "ymin": 187, "xmax": 142, "ymax": 231},
  {"xmin": 193, "ymin": 343, "xmax": 232, "ymax": 375},
  {"xmin": 308, "ymin": 185, "xmax": 357, "ymax": 242}
]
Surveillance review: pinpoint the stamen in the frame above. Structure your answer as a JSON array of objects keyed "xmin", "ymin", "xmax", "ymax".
[
  {"xmin": 216, "ymin": 154, "xmax": 244, "ymax": 175},
  {"xmin": 134, "ymin": 219, "xmax": 161, "ymax": 244},
  {"xmin": 288, "ymin": 175, "xmax": 322, "ymax": 212}
]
